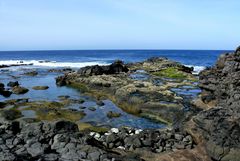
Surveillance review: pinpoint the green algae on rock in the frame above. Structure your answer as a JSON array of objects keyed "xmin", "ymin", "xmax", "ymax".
[
  {"xmin": 32, "ymin": 86, "xmax": 49, "ymax": 90},
  {"xmin": 56, "ymin": 57, "xmax": 198, "ymax": 125}
]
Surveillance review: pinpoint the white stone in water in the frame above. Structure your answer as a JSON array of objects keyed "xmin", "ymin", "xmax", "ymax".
[
  {"xmin": 110, "ymin": 128, "xmax": 119, "ymax": 133},
  {"xmin": 135, "ymin": 129, "xmax": 143, "ymax": 134}
]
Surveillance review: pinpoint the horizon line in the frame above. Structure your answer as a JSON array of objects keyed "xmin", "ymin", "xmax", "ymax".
[{"xmin": 0, "ymin": 48, "xmax": 233, "ymax": 52}]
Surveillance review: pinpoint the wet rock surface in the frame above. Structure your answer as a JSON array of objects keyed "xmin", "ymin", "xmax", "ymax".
[
  {"xmin": 32, "ymin": 86, "xmax": 49, "ymax": 90},
  {"xmin": 12, "ymin": 86, "xmax": 29, "ymax": 94}
]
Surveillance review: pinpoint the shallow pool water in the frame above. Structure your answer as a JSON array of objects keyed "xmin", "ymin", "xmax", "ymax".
[{"xmin": 0, "ymin": 67, "xmax": 165, "ymax": 129}]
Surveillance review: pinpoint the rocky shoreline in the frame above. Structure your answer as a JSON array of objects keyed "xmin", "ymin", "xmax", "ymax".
[
  {"xmin": 0, "ymin": 117, "xmax": 196, "ymax": 161},
  {"xmin": 0, "ymin": 47, "xmax": 240, "ymax": 160}
]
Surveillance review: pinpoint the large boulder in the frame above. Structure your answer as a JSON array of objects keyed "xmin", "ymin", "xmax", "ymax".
[{"xmin": 77, "ymin": 60, "xmax": 129, "ymax": 76}]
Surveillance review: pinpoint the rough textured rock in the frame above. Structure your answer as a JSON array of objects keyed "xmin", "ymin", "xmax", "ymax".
[
  {"xmin": 0, "ymin": 118, "xmax": 196, "ymax": 161},
  {"xmin": 128, "ymin": 57, "xmax": 193, "ymax": 73},
  {"xmin": 189, "ymin": 47, "xmax": 240, "ymax": 160},
  {"xmin": 77, "ymin": 60, "xmax": 129, "ymax": 76}
]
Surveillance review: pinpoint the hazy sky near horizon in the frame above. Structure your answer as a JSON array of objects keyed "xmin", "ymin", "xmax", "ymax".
[{"xmin": 0, "ymin": 0, "xmax": 239, "ymax": 50}]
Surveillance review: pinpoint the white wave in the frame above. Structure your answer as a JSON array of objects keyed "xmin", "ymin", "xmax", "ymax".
[
  {"xmin": 0, "ymin": 60, "xmax": 110, "ymax": 68},
  {"xmin": 185, "ymin": 65, "xmax": 205, "ymax": 74}
]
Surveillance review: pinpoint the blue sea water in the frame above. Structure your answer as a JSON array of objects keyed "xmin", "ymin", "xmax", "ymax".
[{"xmin": 0, "ymin": 50, "xmax": 231, "ymax": 69}]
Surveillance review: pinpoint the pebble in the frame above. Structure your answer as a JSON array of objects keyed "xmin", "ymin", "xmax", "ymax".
[{"xmin": 110, "ymin": 128, "xmax": 119, "ymax": 134}]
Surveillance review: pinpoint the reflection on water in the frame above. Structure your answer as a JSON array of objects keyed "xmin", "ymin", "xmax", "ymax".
[{"xmin": 0, "ymin": 67, "xmax": 165, "ymax": 129}]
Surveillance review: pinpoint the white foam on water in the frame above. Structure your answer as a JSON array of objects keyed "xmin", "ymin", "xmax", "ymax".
[
  {"xmin": 185, "ymin": 65, "xmax": 206, "ymax": 74},
  {"xmin": 0, "ymin": 60, "xmax": 110, "ymax": 69}
]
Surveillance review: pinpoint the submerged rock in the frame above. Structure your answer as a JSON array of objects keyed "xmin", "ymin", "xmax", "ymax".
[
  {"xmin": 107, "ymin": 111, "xmax": 122, "ymax": 118},
  {"xmin": 12, "ymin": 86, "xmax": 29, "ymax": 94},
  {"xmin": 24, "ymin": 71, "xmax": 38, "ymax": 76},
  {"xmin": 96, "ymin": 100, "xmax": 105, "ymax": 106},
  {"xmin": 32, "ymin": 86, "xmax": 49, "ymax": 90},
  {"xmin": 88, "ymin": 107, "xmax": 96, "ymax": 111}
]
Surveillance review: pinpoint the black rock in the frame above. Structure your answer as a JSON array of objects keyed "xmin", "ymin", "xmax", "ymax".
[
  {"xmin": 0, "ymin": 90, "xmax": 12, "ymax": 97},
  {"xmin": 0, "ymin": 83, "xmax": 4, "ymax": 89},
  {"xmin": 7, "ymin": 81, "xmax": 19, "ymax": 87},
  {"xmin": 96, "ymin": 100, "xmax": 104, "ymax": 106},
  {"xmin": 77, "ymin": 60, "xmax": 129, "ymax": 76},
  {"xmin": 56, "ymin": 75, "xmax": 67, "ymax": 86}
]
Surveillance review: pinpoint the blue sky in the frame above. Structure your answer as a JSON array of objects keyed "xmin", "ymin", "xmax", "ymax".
[{"xmin": 0, "ymin": 0, "xmax": 239, "ymax": 50}]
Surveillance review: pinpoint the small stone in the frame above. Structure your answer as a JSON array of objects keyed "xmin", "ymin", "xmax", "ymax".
[
  {"xmin": 107, "ymin": 111, "xmax": 121, "ymax": 118},
  {"xmin": 108, "ymin": 143, "xmax": 114, "ymax": 149},
  {"xmin": 90, "ymin": 132, "xmax": 95, "ymax": 136},
  {"xmin": 110, "ymin": 128, "xmax": 119, "ymax": 133},
  {"xmin": 94, "ymin": 133, "xmax": 101, "ymax": 139},
  {"xmin": 174, "ymin": 134, "xmax": 183, "ymax": 141},
  {"xmin": 79, "ymin": 106, "xmax": 86, "ymax": 109},
  {"xmin": 88, "ymin": 107, "xmax": 96, "ymax": 111},
  {"xmin": 155, "ymin": 146, "xmax": 163, "ymax": 153},
  {"xmin": 79, "ymin": 99, "xmax": 85, "ymax": 104},
  {"xmin": 88, "ymin": 151, "xmax": 101, "ymax": 161},
  {"xmin": 96, "ymin": 100, "xmax": 105, "ymax": 106},
  {"xmin": 135, "ymin": 129, "xmax": 142, "ymax": 135},
  {"xmin": 117, "ymin": 146, "xmax": 125, "ymax": 150}
]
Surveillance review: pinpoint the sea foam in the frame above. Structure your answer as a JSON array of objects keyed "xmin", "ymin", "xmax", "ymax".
[
  {"xmin": 0, "ymin": 60, "xmax": 109, "ymax": 68},
  {"xmin": 185, "ymin": 65, "xmax": 205, "ymax": 74}
]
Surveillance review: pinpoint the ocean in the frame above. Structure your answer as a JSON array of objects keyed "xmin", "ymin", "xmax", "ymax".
[{"xmin": 0, "ymin": 50, "xmax": 231, "ymax": 73}]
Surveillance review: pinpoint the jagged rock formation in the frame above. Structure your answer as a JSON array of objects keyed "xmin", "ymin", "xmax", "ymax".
[
  {"xmin": 0, "ymin": 116, "xmax": 197, "ymax": 161},
  {"xmin": 187, "ymin": 46, "xmax": 240, "ymax": 161},
  {"xmin": 77, "ymin": 60, "xmax": 129, "ymax": 76}
]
